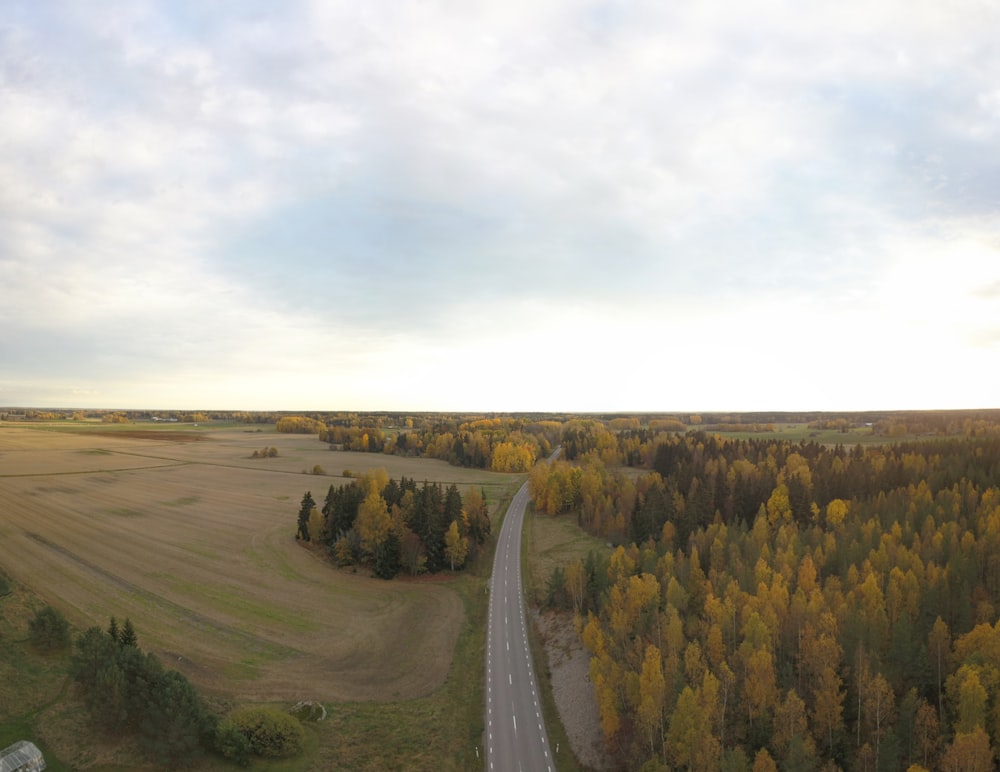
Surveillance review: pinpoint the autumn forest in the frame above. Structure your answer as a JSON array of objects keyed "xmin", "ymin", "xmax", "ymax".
[{"xmin": 529, "ymin": 421, "xmax": 1000, "ymax": 771}]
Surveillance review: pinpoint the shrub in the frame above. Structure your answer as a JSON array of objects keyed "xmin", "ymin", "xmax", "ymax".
[
  {"xmin": 29, "ymin": 605, "xmax": 71, "ymax": 652},
  {"xmin": 220, "ymin": 707, "xmax": 305, "ymax": 758},
  {"xmin": 215, "ymin": 722, "xmax": 252, "ymax": 767}
]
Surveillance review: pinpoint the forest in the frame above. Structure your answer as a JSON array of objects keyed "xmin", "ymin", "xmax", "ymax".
[
  {"xmin": 295, "ymin": 472, "xmax": 491, "ymax": 579},
  {"xmin": 533, "ymin": 427, "xmax": 1000, "ymax": 771}
]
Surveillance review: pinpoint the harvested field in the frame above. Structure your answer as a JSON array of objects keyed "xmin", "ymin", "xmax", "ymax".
[{"xmin": 0, "ymin": 424, "xmax": 517, "ymax": 702}]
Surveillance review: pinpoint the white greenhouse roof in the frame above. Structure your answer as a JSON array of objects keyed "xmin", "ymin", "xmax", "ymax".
[{"xmin": 0, "ymin": 741, "xmax": 46, "ymax": 772}]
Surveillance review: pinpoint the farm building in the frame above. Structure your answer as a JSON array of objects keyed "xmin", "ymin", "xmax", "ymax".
[{"xmin": 0, "ymin": 741, "xmax": 46, "ymax": 772}]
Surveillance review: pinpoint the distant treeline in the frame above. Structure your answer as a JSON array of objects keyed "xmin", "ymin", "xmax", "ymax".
[
  {"xmin": 296, "ymin": 472, "xmax": 490, "ymax": 579},
  {"xmin": 9, "ymin": 407, "xmax": 1000, "ymax": 439},
  {"xmin": 273, "ymin": 414, "xmax": 561, "ymax": 472}
]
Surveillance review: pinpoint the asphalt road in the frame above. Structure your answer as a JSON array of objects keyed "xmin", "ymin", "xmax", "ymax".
[{"xmin": 485, "ymin": 479, "xmax": 555, "ymax": 771}]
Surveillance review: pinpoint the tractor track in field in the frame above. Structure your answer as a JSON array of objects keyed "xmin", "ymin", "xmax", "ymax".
[{"xmin": 23, "ymin": 531, "xmax": 300, "ymax": 660}]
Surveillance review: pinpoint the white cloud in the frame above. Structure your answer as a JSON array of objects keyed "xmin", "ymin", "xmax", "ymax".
[{"xmin": 1, "ymin": 0, "xmax": 999, "ymax": 409}]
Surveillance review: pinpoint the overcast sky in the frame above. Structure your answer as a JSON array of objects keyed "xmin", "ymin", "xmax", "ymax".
[{"xmin": 2, "ymin": 1, "xmax": 999, "ymax": 412}]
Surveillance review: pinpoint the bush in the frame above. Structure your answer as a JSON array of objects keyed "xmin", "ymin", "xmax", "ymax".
[
  {"xmin": 29, "ymin": 605, "xmax": 71, "ymax": 652},
  {"xmin": 215, "ymin": 722, "xmax": 252, "ymax": 767},
  {"xmin": 219, "ymin": 707, "xmax": 305, "ymax": 759}
]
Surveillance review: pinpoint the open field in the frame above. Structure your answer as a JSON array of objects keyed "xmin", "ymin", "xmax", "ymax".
[
  {"xmin": 0, "ymin": 423, "xmax": 520, "ymax": 704},
  {"xmin": 703, "ymin": 422, "xmax": 890, "ymax": 446}
]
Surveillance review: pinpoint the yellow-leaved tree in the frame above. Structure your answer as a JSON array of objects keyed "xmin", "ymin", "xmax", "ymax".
[
  {"xmin": 444, "ymin": 520, "xmax": 468, "ymax": 570},
  {"xmin": 355, "ymin": 490, "xmax": 391, "ymax": 560}
]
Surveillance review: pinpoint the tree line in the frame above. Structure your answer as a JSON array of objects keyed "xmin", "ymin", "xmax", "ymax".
[
  {"xmin": 536, "ymin": 432, "xmax": 1000, "ymax": 770},
  {"xmin": 295, "ymin": 472, "xmax": 491, "ymax": 579}
]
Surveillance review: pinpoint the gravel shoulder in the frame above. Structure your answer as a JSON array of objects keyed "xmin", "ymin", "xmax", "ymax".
[{"xmin": 535, "ymin": 609, "xmax": 616, "ymax": 771}]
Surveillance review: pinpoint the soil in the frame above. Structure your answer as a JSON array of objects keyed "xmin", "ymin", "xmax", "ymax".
[
  {"xmin": 535, "ymin": 610, "xmax": 617, "ymax": 770},
  {"xmin": 86, "ymin": 430, "xmax": 208, "ymax": 442}
]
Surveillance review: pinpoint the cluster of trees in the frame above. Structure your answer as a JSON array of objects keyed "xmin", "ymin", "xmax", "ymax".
[
  {"xmin": 316, "ymin": 416, "xmax": 556, "ymax": 472},
  {"xmin": 249, "ymin": 446, "xmax": 279, "ymax": 458},
  {"xmin": 295, "ymin": 472, "xmax": 491, "ymax": 579},
  {"xmin": 538, "ymin": 433, "xmax": 1000, "ymax": 770},
  {"xmin": 275, "ymin": 416, "xmax": 325, "ymax": 434},
  {"xmin": 70, "ymin": 617, "xmax": 305, "ymax": 767},
  {"xmin": 71, "ymin": 617, "xmax": 215, "ymax": 767}
]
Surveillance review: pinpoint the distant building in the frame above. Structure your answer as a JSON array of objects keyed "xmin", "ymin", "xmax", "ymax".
[{"xmin": 0, "ymin": 741, "xmax": 46, "ymax": 772}]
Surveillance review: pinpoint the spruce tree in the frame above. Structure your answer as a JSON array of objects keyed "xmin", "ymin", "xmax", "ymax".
[
  {"xmin": 119, "ymin": 617, "xmax": 138, "ymax": 648},
  {"xmin": 297, "ymin": 491, "xmax": 315, "ymax": 541}
]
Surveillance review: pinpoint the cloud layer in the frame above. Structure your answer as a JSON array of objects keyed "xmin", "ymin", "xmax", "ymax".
[{"xmin": 2, "ymin": 0, "xmax": 998, "ymax": 410}]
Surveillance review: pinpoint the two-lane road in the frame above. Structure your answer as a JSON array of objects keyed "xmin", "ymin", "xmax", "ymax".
[{"xmin": 485, "ymin": 480, "xmax": 554, "ymax": 771}]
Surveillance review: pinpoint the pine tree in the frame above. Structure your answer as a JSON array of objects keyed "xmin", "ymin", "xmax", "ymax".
[{"xmin": 108, "ymin": 616, "xmax": 120, "ymax": 644}]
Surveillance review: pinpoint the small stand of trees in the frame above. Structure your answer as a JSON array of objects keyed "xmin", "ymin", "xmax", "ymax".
[
  {"xmin": 295, "ymin": 472, "xmax": 491, "ymax": 580},
  {"xmin": 71, "ymin": 617, "xmax": 214, "ymax": 767},
  {"xmin": 70, "ymin": 616, "xmax": 306, "ymax": 768}
]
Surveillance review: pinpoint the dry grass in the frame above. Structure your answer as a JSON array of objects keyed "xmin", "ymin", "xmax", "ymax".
[{"xmin": 0, "ymin": 424, "xmax": 517, "ymax": 704}]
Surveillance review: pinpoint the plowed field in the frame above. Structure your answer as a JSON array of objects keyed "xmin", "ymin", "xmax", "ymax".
[{"xmin": 0, "ymin": 425, "xmax": 515, "ymax": 702}]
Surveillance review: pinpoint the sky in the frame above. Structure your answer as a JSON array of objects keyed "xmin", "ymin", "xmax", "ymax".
[{"xmin": 2, "ymin": 1, "xmax": 999, "ymax": 413}]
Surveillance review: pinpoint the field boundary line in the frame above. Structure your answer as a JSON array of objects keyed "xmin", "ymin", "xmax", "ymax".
[{"xmin": 0, "ymin": 461, "xmax": 189, "ymax": 478}]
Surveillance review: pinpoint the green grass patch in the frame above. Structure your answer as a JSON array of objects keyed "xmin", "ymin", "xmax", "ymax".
[
  {"xmin": 106, "ymin": 507, "xmax": 143, "ymax": 517},
  {"xmin": 0, "ymin": 588, "xmax": 71, "ymax": 771},
  {"xmin": 224, "ymin": 658, "xmax": 264, "ymax": 682},
  {"xmin": 704, "ymin": 422, "xmax": 894, "ymax": 446},
  {"xmin": 166, "ymin": 579, "xmax": 319, "ymax": 634},
  {"xmin": 162, "ymin": 496, "xmax": 199, "ymax": 507},
  {"xmin": 242, "ymin": 541, "xmax": 306, "ymax": 583}
]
